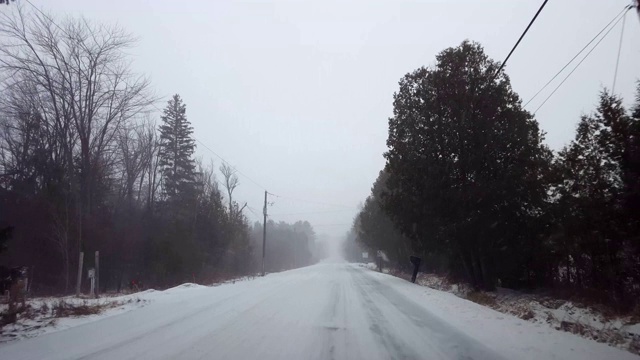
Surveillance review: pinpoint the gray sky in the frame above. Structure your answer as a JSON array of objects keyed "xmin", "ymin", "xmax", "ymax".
[{"xmin": 27, "ymin": 0, "xmax": 640, "ymax": 241}]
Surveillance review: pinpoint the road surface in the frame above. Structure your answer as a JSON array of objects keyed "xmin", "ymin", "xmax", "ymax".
[{"xmin": 0, "ymin": 262, "xmax": 637, "ymax": 360}]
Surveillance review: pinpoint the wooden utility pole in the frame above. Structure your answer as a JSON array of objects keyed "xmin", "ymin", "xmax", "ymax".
[
  {"xmin": 76, "ymin": 252, "xmax": 84, "ymax": 296},
  {"xmin": 262, "ymin": 191, "xmax": 267, "ymax": 276},
  {"xmin": 293, "ymin": 229, "xmax": 297, "ymax": 269}
]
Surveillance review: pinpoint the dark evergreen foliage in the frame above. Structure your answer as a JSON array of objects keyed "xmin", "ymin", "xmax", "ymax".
[{"xmin": 349, "ymin": 41, "xmax": 640, "ymax": 310}]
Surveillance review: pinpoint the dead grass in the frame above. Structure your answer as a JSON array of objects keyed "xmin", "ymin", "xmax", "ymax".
[
  {"xmin": 0, "ymin": 310, "xmax": 17, "ymax": 327},
  {"xmin": 629, "ymin": 336, "xmax": 640, "ymax": 355},
  {"xmin": 0, "ymin": 302, "xmax": 31, "ymax": 326},
  {"xmin": 628, "ymin": 304, "xmax": 640, "ymax": 325},
  {"xmin": 466, "ymin": 291, "xmax": 497, "ymax": 308},
  {"xmin": 52, "ymin": 300, "xmax": 105, "ymax": 318},
  {"xmin": 521, "ymin": 309, "xmax": 535, "ymax": 320},
  {"xmin": 388, "ymin": 268, "xmax": 640, "ymax": 353},
  {"xmin": 496, "ymin": 300, "xmax": 537, "ymax": 320}
]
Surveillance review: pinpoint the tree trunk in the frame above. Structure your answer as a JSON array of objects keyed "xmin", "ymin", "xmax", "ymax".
[{"xmin": 478, "ymin": 250, "xmax": 495, "ymax": 291}]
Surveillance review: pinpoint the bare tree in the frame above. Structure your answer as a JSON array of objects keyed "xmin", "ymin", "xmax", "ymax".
[
  {"xmin": 0, "ymin": 7, "xmax": 154, "ymax": 295},
  {"xmin": 117, "ymin": 118, "xmax": 156, "ymax": 209},
  {"xmin": 220, "ymin": 162, "xmax": 240, "ymax": 218},
  {"xmin": 145, "ymin": 125, "xmax": 162, "ymax": 212},
  {"xmin": 49, "ymin": 209, "xmax": 71, "ymax": 292},
  {"xmin": 0, "ymin": 6, "xmax": 154, "ymax": 249}
]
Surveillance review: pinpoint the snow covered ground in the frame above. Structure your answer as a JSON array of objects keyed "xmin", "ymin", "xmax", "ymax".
[
  {"xmin": 402, "ymin": 270, "xmax": 640, "ymax": 354},
  {"xmin": 0, "ymin": 291, "xmax": 152, "ymax": 343},
  {"xmin": 0, "ymin": 262, "xmax": 638, "ymax": 360}
]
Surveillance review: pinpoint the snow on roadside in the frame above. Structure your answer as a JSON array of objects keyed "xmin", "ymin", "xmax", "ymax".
[
  {"xmin": 360, "ymin": 262, "xmax": 391, "ymax": 274},
  {"xmin": 0, "ymin": 271, "xmax": 267, "ymax": 345},
  {"xmin": 0, "ymin": 291, "xmax": 152, "ymax": 343},
  {"xmin": 165, "ymin": 283, "xmax": 207, "ymax": 291},
  {"xmin": 388, "ymin": 269, "xmax": 640, "ymax": 355},
  {"xmin": 0, "ymin": 276, "xmax": 251, "ymax": 344}
]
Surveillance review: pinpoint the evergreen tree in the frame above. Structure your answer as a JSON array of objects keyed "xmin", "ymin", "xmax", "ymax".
[
  {"xmin": 158, "ymin": 94, "xmax": 196, "ymax": 201},
  {"xmin": 554, "ymin": 90, "xmax": 637, "ymax": 309},
  {"xmin": 624, "ymin": 83, "xmax": 640, "ymax": 245},
  {"xmin": 383, "ymin": 41, "xmax": 552, "ymax": 290},
  {"xmin": 356, "ymin": 171, "xmax": 413, "ymax": 270}
]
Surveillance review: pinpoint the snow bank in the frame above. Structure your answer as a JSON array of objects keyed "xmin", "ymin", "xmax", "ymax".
[
  {"xmin": 366, "ymin": 268, "xmax": 640, "ymax": 360},
  {"xmin": 393, "ymin": 270, "xmax": 640, "ymax": 355},
  {"xmin": 0, "ymin": 282, "xmax": 217, "ymax": 343},
  {"xmin": 0, "ymin": 293, "xmax": 151, "ymax": 343},
  {"xmin": 165, "ymin": 283, "xmax": 207, "ymax": 292}
]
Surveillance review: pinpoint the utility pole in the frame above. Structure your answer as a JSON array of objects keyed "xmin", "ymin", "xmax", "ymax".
[
  {"xmin": 262, "ymin": 190, "xmax": 267, "ymax": 276},
  {"xmin": 293, "ymin": 228, "xmax": 297, "ymax": 269}
]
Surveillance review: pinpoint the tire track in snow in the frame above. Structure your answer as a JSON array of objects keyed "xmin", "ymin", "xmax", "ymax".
[{"xmin": 350, "ymin": 266, "xmax": 504, "ymax": 360}]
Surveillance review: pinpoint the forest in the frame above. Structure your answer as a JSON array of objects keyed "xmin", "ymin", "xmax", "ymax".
[
  {"xmin": 0, "ymin": 9, "xmax": 321, "ymax": 295},
  {"xmin": 345, "ymin": 40, "xmax": 640, "ymax": 312}
]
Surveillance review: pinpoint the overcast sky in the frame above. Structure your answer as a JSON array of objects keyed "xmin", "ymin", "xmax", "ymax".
[{"xmin": 24, "ymin": 0, "xmax": 640, "ymax": 242}]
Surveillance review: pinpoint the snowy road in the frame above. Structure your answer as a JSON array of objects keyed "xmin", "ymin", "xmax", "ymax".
[{"xmin": 0, "ymin": 262, "xmax": 637, "ymax": 360}]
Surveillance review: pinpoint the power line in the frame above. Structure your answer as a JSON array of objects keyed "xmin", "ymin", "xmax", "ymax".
[
  {"xmin": 532, "ymin": 12, "xmax": 627, "ymax": 115},
  {"xmin": 269, "ymin": 209, "xmax": 355, "ymax": 216},
  {"xmin": 268, "ymin": 193, "xmax": 357, "ymax": 210},
  {"xmin": 194, "ymin": 138, "xmax": 268, "ymax": 191},
  {"xmin": 149, "ymin": 102, "xmax": 268, "ymax": 191},
  {"xmin": 492, "ymin": 0, "xmax": 550, "ymax": 81},
  {"xmin": 523, "ymin": 6, "xmax": 631, "ymax": 108},
  {"xmin": 246, "ymin": 206, "xmax": 262, "ymax": 221},
  {"xmin": 153, "ymin": 102, "xmax": 354, "ymax": 208},
  {"xmin": 151, "ymin": 102, "xmax": 358, "ymax": 210},
  {"xmin": 612, "ymin": 8, "xmax": 629, "ymax": 94},
  {"xmin": 23, "ymin": 0, "xmax": 65, "ymax": 33},
  {"xmin": 266, "ymin": 220, "xmax": 352, "ymax": 228}
]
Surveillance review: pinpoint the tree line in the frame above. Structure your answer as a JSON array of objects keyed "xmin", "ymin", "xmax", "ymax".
[
  {"xmin": 0, "ymin": 8, "xmax": 319, "ymax": 294},
  {"xmin": 346, "ymin": 40, "xmax": 640, "ymax": 311},
  {"xmin": 249, "ymin": 220, "xmax": 325, "ymax": 273}
]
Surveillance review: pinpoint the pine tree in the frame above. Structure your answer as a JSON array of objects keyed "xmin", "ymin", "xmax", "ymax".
[
  {"xmin": 553, "ymin": 90, "xmax": 634, "ymax": 309},
  {"xmin": 383, "ymin": 41, "xmax": 552, "ymax": 290},
  {"xmin": 624, "ymin": 84, "xmax": 640, "ymax": 241},
  {"xmin": 356, "ymin": 171, "xmax": 413, "ymax": 270},
  {"xmin": 158, "ymin": 94, "xmax": 196, "ymax": 201}
]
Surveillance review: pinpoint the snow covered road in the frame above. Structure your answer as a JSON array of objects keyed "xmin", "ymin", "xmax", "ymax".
[{"xmin": 0, "ymin": 262, "xmax": 637, "ymax": 360}]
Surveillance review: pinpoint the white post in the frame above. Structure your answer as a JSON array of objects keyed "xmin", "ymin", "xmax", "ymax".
[
  {"xmin": 95, "ymin": 251, "xmax": 99, "ymax": 298},
  {"xmin": 88, "ymin": 268, "xmax": 95, "ymax": 297}
]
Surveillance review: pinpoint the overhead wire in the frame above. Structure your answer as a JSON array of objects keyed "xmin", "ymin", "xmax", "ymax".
[
  {"xmin": 19, "ymin": 0, "xmax": 356, "ymax": 247},
  {"xmin": 20, "ymin": 1, "xmax": 359, "ymax": 212},
  {"xmin": 194, "ymin": 138, "xmax": 268, "ymax": 192},
  {"xmin": 612, "ymin": 7, "xmax": 629, "ymax": 94},
  {"xmin": 532, "ymin": 10, "xmax": 630, "ymax": 115},
  {"xmin": 148, "ymin": 102, "xmax": 269, "ymax": 192},
  {"xmin": 268, "ymin": 193, "xmax": 357, "ymax": 210},
  {"xmin": 523, "ymin": 6, "xmax": 632, "ymax": 107},
  {"xmin": 245, "ymin": 206, "xmax": 263, "ymax": 222},
  {"xmin": 269, "ymin": 209, "xmax": 355, "ymax": 216},
  {"xmin": 23, "ymin": 0, "xmax": 66, "ymax": 34},
  {"xmin": 150, "ymin": 103, "xmax": 357, "ymax": 211},
  {"xmin": 492, "ymin": 0, "xmax": 550, "ymax": 81}
]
